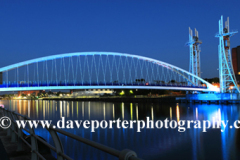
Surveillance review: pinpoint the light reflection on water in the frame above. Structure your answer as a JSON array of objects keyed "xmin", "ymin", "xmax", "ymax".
[{"xmin": 1, "ymin": 100, "xmax": 240, "ymax": 160}]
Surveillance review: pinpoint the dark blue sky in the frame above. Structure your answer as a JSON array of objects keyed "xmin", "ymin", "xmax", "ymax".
[{"xmin": 0, "ymin": 0, "xmax": 240, "ymax": 78}]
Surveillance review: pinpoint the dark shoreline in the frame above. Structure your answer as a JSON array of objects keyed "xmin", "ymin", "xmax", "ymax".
[{"xmin": 42, "ymin": 95, "xmax": 184, "ymax": 103}]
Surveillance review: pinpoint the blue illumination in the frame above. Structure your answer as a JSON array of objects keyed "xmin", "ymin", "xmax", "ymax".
[
  {"xmin": 186, "ymin": 93, "xmax": 239, "ymax": 100},
  {"xmin": 0, "ymin": 85, "xmax": 212, "ymax": 92},
  {"xmin": 0, "ymin": 52, "xmax": 219, "ymax": 92},
  {"xmin": 215, "ymin": 16, "xmax": 239, "ymax": 93}
]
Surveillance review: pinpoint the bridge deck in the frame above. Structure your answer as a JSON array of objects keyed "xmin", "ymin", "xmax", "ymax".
[{"xmin": 0, "ymin": 83, "xmax": 207, "ymax": 92}]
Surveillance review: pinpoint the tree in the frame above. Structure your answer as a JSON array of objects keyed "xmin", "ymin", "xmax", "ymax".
[
  {"xmin": 21, "ymin": 93, "xmax": 26, "ymax": 97},
  {"xmin": 168, "ymin": 80, "xmax": 176, "ymax": 84},
  {"xmin": 135, "ymin": 79, "xmax": 145, "ymax": 82},
  {"xmin": 56, "ymin": 91, "xmax": 61, "ymax": 96}
]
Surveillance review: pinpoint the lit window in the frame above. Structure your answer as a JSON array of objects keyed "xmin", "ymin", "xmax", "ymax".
[{"xmin": 238, "ymin": 72, "xmax": 240, "ymax": 75}]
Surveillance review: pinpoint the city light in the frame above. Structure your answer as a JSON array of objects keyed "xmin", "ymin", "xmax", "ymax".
[{"xmin": 119, "ymin": 90, "xmax": 125, "ymax": 95}]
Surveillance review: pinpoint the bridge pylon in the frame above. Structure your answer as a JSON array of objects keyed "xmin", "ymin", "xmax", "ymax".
[
  {"xmin": 215, "ymin": 16, "xmax": 239, "ymax": 93},
  {"xmin": 186, "ymin": 27, "xmax": 202, "ymax": 86}
]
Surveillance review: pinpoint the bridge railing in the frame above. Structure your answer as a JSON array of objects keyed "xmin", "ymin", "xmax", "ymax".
[
  {"xmin": 0, "ymin": 82, "xmax": 207, "ymax": 88},
  {"xmin": 0, "ymin": 107, "xmax": 143, "ymax": 160}
]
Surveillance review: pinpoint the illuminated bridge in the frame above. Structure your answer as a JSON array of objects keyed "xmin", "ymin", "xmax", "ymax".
[{"xmin": 0, "ymin": 52, "xmax": 219, "ymax": 92}]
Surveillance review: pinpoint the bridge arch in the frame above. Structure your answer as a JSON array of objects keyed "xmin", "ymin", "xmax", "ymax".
[{"xmin": 0, "ymin": 52, "xmax": 219, "ymax": 92}]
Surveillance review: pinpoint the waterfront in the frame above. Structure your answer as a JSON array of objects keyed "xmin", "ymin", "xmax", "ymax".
[{"xmin": 1, "ymin": 100, "xmax": 240, "ymax": 160}]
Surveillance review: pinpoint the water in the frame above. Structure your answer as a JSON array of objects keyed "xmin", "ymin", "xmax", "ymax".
[{"xmin": 1, "ymin": 100, "xmax": 240, "ymax": 160}]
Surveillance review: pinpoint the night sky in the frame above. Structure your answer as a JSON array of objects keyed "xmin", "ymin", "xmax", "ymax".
[{"xmin": 0, "ymin": 0, "xmax": 240, "ymax": 78}]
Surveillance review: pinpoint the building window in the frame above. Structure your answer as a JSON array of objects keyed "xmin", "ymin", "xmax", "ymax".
[{"xmin": 238, "ymin": 72, "xmax": 240, "ymax": 75}]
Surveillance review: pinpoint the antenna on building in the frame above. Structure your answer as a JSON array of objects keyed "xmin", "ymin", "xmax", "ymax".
[{"xmin": 215, "ymin": 16, "xmax": 239, "ymax": 93}]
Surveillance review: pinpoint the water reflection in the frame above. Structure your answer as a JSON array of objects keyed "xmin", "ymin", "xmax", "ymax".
[
  {"xmin": 196, "ymin": 107, "xmax": 198, "ymax": 120},
  {"xmin": 176, "ymin": 103, "xmax": 180, "ymax": 122},
  {"xmin": 88, "ymin": 102, "xmax": 91, "ymax": 119},
  {"xmin": 1, "ymin": 100, "xmax": 240, "ymax": 160},
  {"xmin": 151, "ymin": 105, "xmax": 154, "ymax": 121},
  {"xmin": 103, "ymin": 103, "xmax": 105, "ymax": 120},
  {"xmin": 113, "ymin": 104, "xmax": 115, "ymax": 120},
  {"xmin": 136, "ymin": 104, "xmax": 138, "ymax": 121},
  {"xmin": 122, "ymin": 102, "xmax": 124, "ymax": 120},
  {"xmin": 170, "ymin": 107, "xmax": 172, "ymax": 120},
  {"xmin": 28, "ymin": 100, "xmax": 30, "ymax": 117}
]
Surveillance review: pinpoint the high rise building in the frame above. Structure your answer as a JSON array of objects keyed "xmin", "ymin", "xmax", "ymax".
[{"xmin": 232, "ymin": 46, "xmax": 240, "ymax": 83}]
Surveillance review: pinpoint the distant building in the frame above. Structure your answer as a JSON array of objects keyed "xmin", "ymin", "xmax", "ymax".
[
  {"xmin": 18, "ymin": 90, "xmax": 41, "ymax": 97},
  {"xmin": 232, "ymin": 46, "xmax": 240, "ymax": 83},
  {"xmin": 71, "ymin": 89, "xmax": 114, "ymax": 96}
]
